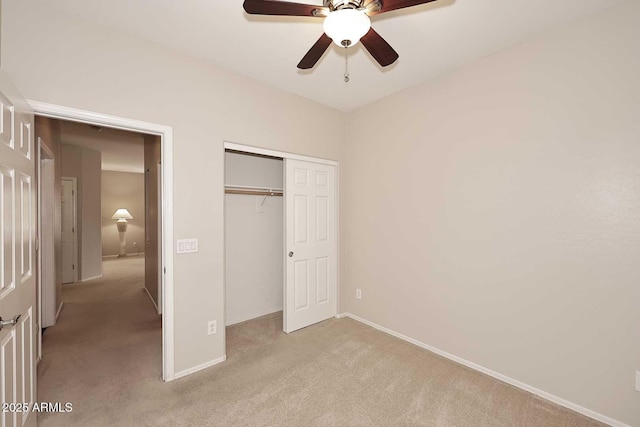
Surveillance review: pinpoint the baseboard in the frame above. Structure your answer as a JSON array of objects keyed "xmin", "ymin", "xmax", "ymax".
[
  {"xmin": 143, "ymin": 286, "xmax": 160, "ymax": 314},
  {"xmin": 80, "ymin": 274, "xmax": 102, "ymax": 282},
  {"xmin": 55, "ymin": 302, "xmax": 64, "ymax": 321},
  {"xmin": 339, "ymin": 313, "xmax": 628, "ymax": 427},
  {"xmin": 226, "ymin": 309, "xmax": 283, "ymax": 327},
  {"xmin": 174, "ymin": 355, "xmax": 226, "ymax": 380},
  {"xmin": 102, "ymin": 253, "xmax": 145, "ymax": 259}
]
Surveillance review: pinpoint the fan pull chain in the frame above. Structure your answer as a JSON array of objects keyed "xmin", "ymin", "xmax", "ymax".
[{"xmin": 344, "ymin": 47, "xmax": 350, "ymax": 83}]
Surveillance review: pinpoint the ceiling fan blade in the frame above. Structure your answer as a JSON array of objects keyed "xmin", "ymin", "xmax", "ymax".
[
  {"xmin": 297, "ymin": 34, "xmax": 333, "ymax": 69},
  {"xmin": 243, "ymin": 0, "xmax": 329, "ymax": 17},
  {"xmin": 360, "ymin": 28, "xmax": 399, "ymax": 67},
  {"xmin": 365, "ymin": 0, "xmax": 439, "ymax": 16}
]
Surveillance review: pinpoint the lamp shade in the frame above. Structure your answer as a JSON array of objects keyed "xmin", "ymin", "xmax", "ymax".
[
  {"xmin": 111, "ymin": 208, "xmax": 133, "ymax": 220},
  {"xmin": 323, "ymin": 9, "xmax": 371, "ymax": 47}
]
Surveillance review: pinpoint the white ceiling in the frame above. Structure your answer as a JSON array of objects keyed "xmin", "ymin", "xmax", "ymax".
[
  {"xmin": 59, "ymin": 121, "xmax": 145, "ymax": 173},
  {"xmin": 43, "ymin": 0, "xmax": 625, "ymax": 111}
]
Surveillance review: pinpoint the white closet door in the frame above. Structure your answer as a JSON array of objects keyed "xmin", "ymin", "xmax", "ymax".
[{"xmin": 284, "ymin": 159, "xmax": 336, "ymax": 333}]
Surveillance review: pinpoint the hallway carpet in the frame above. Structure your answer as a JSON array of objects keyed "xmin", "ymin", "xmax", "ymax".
[{"xmin": 38, "ymin": 258, "xmax": 602, "ymax": 426}]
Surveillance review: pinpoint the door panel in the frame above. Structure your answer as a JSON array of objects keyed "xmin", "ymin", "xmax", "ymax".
[
  {"xmin": 285, "ymin": 159, "xmax": 336, "ymax": 333},
  {"xmin": 19, "ymin": 174, "xmax": 32, "ymax": 282},
  {"xmin": 0, "ymin": 70, "xmax": 37, "ymax": 427},
  {"xmin": 0, "ymin": 166, "xmax": 15, "ymax": 296}
]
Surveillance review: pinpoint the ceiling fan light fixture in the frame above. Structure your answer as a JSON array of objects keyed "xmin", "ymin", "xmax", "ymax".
[{"xmin": 323, "ymin": 8, "xmax": 371, "ymax": 47}]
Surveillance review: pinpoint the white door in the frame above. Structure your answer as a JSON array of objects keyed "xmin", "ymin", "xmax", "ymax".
[
  {"xmin": 60, "ymin": 179, "xmax": 76, "ymax": 284},
  {"xmin": 284, "ymin": 159, "xmax": 336, "ymax": 333},
  {"xmin": 0, "ymin": 71, "xmax": 37, "ymax": 427}
]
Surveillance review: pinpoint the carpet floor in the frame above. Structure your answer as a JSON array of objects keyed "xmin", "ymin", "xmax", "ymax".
[{"xmin": 38, "ymin": 257, "xmax": 602, "ymax": 426}]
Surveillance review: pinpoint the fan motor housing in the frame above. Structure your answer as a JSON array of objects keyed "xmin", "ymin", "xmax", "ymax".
[{"xmin": 324, "ymin": 0, "xmax": 364, "ymax": 11}]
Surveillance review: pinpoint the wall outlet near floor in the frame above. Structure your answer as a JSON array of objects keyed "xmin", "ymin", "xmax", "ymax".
[
  {"xmin": 635, "ymin": 371, "xmax": 640, "ymax": 392},
  {"xmin": 208, "ymin": 320, "xmax": 217, "ymax": 335},
  {"xmin": 356, "ymin": 288, "xmax": 362, "ymax": 300}
]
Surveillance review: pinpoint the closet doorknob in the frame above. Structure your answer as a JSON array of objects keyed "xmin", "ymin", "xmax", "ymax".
[{"xmin": 288, "ymin": 251, "xmax": 294, "ymax": 258}]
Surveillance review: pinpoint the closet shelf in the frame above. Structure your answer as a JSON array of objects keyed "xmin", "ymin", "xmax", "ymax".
[{"xmin": 225, "ymin": 184, "xmax": 283, "ymax": 197}]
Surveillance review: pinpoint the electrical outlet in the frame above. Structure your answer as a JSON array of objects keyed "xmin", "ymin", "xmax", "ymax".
[
  {"xmin": 356, "ymin": 288, "xmax": 362, "ymax": 300},
  {"xmin": 208, "ymin": 320, "xmax": 217, "ymax": 336},
  {"xmin": 635, "ymin": 371, "xmax": 640, "ymax": 392}
]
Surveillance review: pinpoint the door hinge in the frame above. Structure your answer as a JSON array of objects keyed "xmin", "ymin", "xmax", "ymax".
[
  {"xmin": 163, "ymin": 267, "xmax": 166, "ymax": 274},
  {"xmin": 72, "ymin": 190, "xmax": 75, "ymax": 196},
  {"xmin": 72, "ymin": 264, "xmax": 75, "ymax": 270},
  {"xmin": 72, "ymin": 227, "xmax": 75, "ymax": 233},
  {"xmin": 35, "ymin": 238, "xmax": 40, "ymax": 252}
]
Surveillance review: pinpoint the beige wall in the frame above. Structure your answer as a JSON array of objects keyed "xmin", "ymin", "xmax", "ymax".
[
  {"xmin": 61, "ymin": 143, "xmax": 103, "ymax": 281},
  {"xmin": 2, "ymin": 0, "xmax": 345, "ymax": 374},
  {"xmin": 342, "ymin": 2, "xmax": 640, "ymax": 425},
  {"xmin": 101, "ymin": 171, "xmax": 145, "ymax": 257}
]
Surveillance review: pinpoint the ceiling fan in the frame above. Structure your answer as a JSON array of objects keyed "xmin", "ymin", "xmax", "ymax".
[{"xmin": 243, "ymin": 0, "xmax": 439, "ymax": 70}]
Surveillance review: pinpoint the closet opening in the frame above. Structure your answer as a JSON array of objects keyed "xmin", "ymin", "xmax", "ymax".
[
  {"xmin": 224, "ymin": 141, "xmax": 339, "ymax": 359},
  {"xmin": 224, "ymin": 149, "xmax": 285, "ymax": 330}
]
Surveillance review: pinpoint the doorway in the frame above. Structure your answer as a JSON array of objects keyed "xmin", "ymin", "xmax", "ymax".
[
  {"xmin": 31, "ymin": 101, "xmax": 175, "ymax": 381},
  {"xmin": 223, "ymin": 142, "xmax": 339, "ymax": 347},
  {"xmin": 60, "ymin": 177, "xmax": 77, "ymax": 284}
]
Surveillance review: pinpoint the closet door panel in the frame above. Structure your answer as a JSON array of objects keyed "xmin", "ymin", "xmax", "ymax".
[{"xmin": 285, "ymin": 159, "xmax": 336, "ymax": 333}]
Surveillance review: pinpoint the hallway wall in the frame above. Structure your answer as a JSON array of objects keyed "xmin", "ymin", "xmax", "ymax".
[{"xmin": 61, "ymin": 143, "xmax": 102, "ymax": 281}]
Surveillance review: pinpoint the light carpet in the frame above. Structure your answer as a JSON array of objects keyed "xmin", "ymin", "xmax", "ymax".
[{"xmin": 38, "ymin": 257, "xmax": 602, "ymax": 426}]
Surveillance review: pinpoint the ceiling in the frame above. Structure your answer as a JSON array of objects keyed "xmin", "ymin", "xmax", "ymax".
[
  {"xmin": 59, "ymin": 121, "xmax": 145, "ymax": 173},
  {"xmin": 42, "ymin": 0, "xmax": 625, "ymax": 111}
]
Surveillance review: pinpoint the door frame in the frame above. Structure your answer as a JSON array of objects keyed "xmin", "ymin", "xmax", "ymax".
[
  {"xmin": 29, "ymin": 100, "xmax": 176, "ymax": 382},
  {"xmin": 222, "ymin": 141, "xmax": 340, "ymax": 334},
  {"xmin": 36, "ymin": 137, "xmax": 56, "ymax": 360},
  {"xmin": 60, "ymin": 176, "xmax": 78, "ymax": 284}
]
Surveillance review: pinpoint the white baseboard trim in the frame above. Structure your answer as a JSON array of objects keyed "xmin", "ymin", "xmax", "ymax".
[
  {"xmin": 102, "ymin": 253, "xmax": 145, "ymax": 259},
  {"xmin": 174, "ymin": 355, "xmax": 227, "ymax": 380},
  {"xmin": 226, "ymin": 309, "xmax": 283, "ymax": 327},
  {"xmin": 80, "ymin": 274, "xmax": 102, "ymax": 282},
  {"xmin": 143, "ymin": 286, "xmax": 160, "ymax": 314},
  {"xmin": 55, "ymin": 302, "xmax": 64, "ymax": 322},
  {"xmin": 339, "ymin": 313, "xmax": 628, "ymax": 427}
]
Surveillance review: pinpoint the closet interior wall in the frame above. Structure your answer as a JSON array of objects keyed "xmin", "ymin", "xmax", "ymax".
[{"xmin": 224, "ymin": 151, "xmax": 284, "ymax": 326}]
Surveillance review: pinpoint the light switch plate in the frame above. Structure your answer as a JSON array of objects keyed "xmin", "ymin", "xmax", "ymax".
[{"xmin": 177, "ymin": 238, "xmax": 198, "ymax": 254}]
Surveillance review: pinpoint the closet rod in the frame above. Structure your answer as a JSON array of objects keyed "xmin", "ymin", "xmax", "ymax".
[
  {"xmin": 225, "ymin": 184, "xmax": 283, "ymax": 192},
  {"xmin": 225, "ymin": 189, "xmax": 283, "ymax": 197}
]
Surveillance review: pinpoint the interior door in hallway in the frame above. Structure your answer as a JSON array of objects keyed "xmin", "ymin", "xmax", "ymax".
[
  {"xmin": 60, "ymin": 178, "xmax": 76, "ymax": 284},
  {"xmin": 284, "ymin": 159, "xmax": 336, "ymax": 333},
  {"xmin": 0, "ymin": 71, "xmax": 37, "ymax": 427}
]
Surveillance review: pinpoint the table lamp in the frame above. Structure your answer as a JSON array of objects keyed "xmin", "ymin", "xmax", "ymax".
[{"xmin": 111, "ymin": 208, "xmax": 133, "ymax": 257}]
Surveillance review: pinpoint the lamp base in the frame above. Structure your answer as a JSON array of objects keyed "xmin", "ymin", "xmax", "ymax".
[{"xmin": 118, "ymin": 231, "xmax": 127, "ymax": 257}]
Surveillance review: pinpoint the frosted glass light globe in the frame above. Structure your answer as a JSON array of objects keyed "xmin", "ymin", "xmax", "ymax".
[{"xmin": 323, "ymin": 9, "xmax": 371, "ymax": 47}]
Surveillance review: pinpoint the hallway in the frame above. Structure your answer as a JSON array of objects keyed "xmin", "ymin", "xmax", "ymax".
[{"xmin": 38, "ymin": 256, "xmax": 161, "ymax": 425}]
